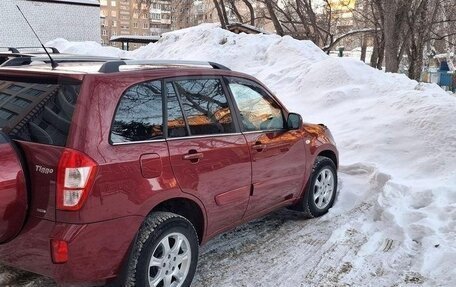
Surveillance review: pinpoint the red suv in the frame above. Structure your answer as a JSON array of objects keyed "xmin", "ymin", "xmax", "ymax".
[{"xmin": 0, "ymin": 58, "xmax": 338, "ymax": 287}]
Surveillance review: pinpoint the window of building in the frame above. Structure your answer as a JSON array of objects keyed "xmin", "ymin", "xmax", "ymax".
[
  {"xmin": 111, "ymin": 1, "xmax": 116, "ymax": 7},
  {"xmin": 111, "ymin": 11, "xmax": 117, "ymax": 17},
  {"xmin": 102, "ymin": 29, "xmax": 107, "ymax": 36},
  {"xmin": 112, "ymin": 20, "xmax": 117, "ymax": 27},
  {"xmin": 100, "ymin": 0, "xmax": 107, "ymax": 6},
  {"xmin": 143, "ymin": 22, "xmax": 149, "ymax": 29},
  {"xmin": 133, "ymin": 22, "xmax": 138, "ymax": 28},
  {"xmin": 111, "ymin": 81, "xmax": 163, "ymax": 143}
]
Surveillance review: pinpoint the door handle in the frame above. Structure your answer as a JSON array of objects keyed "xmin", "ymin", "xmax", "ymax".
[
  {"xmin": 252, "ymin": 142, "xmax": 266, "ymax": 152},
  {"xmin": 183, "ymin": 150, "xmax": 204, "ymax": 163}
]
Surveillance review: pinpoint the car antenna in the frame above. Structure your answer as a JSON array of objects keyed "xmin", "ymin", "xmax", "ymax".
[{"xmin": 16, "ymin": 5, "xmax": 58, "ymax": 69}]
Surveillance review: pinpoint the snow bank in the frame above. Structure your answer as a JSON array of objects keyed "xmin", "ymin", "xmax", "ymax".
[{"xmin": 47, "ymin": 25, "xmax": 456, "ymax": 285}]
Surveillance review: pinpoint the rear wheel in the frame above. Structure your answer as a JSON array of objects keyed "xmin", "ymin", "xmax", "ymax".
[
  {"xmin": 126, "ymin": 212, "xmax": 199, "ymax": 287},
  {"xmin": 299, "ymin": 156, "xmax": 338, "ymax": 218}
]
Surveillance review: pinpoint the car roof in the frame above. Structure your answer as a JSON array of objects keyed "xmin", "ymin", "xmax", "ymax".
[
  {"xmin": 0, "ymin": 57, "xmax": 234, "ymax": 75},
  {"xmin": 0, "ymin": 57, "xmax": 257, "ymax": 84}
]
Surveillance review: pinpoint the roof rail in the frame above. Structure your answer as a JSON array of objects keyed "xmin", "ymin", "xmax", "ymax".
[
  {"xmin": 0, "ymin": 46, "xmax": 60, "ymax": 54},
  {"xmin": 10, "ymin": 46, "xmax": 59, "ymax": 54},
  {"xmin": 1, "ymin": 56, "xmax": 123, "ymax": 67},
  {"xmin": 98, "ymin": 60, "xmax": 231, "ymax": 73}
]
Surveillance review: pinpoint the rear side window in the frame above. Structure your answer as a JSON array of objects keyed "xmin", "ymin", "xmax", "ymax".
[
  {"xmin": 111, "ymin": 80, "xmax": 163, "ymax": 143},
  {"xmin": 0, "ymin": 79, "xmax": 81, "ymax": 146},
  {"xmin": 166, "ymin": 83, "xmax": 187, "ymax": 138},
  {"xmin": 171, "ymin": 78, "xmax": 235, "ymax": 136}
]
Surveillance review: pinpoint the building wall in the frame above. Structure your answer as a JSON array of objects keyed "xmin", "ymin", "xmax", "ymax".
[
  {"xmin": 0, "ymin": 0, "xmax": 100, "ymax": 47},
  {"xmin": 101, "ymin": 0, "xmax": 149, "ymax": 48},
  {"xmin": 150, "ymin": 0, "xmax": 172, "ymax": 35},
  {"xmin": 101, "ymin": 0, "xmax": 172, "ymax": 49},
  {"xmin": 171, "ymin": 0, "xmax": 197, "ymax": 30}
]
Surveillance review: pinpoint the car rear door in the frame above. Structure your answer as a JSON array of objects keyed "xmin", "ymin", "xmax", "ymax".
[
  {"xmin": 226, "ymin": 77, "xmax": 307, "ymax": 218},
  {"xmin": 0, "ymin": 76, "xmax": 82, "ymax": 239},
  {"xmin": 165, "ymin": 77, "xmax": 251, "ymax": 237}
]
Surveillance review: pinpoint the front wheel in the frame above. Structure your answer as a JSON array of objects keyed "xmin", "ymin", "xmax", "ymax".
[
  {"xmin": 127, "ymin": 212, "xmax": 199, "ymax": 287},
  {"xmin": 299, "ymin": 156, "xmax": 338, "ymax": 218}
]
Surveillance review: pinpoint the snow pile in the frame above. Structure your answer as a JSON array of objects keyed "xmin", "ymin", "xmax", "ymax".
[{"xmin": 47, "ymin": 24, "xmax": 456, "ymax": 286}]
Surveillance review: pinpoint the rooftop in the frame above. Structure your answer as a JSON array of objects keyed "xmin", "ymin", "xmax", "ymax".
[
  {"xmin": 110, "ymin": 35, "xmax": 161, "ymax": 44},
  {"xmin": 38, "ymin": 0, "xmax": 100, "ymax": 6}
]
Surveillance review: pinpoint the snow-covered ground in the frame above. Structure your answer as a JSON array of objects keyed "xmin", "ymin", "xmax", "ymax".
[{"xmin": 2, "ymin": 24, "xmax": 455, "ymax": 286}]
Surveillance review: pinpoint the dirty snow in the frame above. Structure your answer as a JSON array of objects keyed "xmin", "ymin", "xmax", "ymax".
[{"xmin": 2, "ymin": 24, "xmax": 455, "ymax": 286}]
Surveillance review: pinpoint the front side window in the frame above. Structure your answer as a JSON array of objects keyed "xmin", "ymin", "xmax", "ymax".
[
  {"xmin": 228, "ymin": 78, "xmax": 284, "ymax": 132},
  {"xmin": 111, "ymin": 81, "xmax": 163, "ymax": 143},
  {"xmin": 171, "ymin": 78, "xmax": 235, "ymax": 136}
]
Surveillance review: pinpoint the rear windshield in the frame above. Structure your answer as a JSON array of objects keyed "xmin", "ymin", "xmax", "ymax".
[{"xmin": 0, "ymin": 78, "xmax": 81, "ymax": 146}]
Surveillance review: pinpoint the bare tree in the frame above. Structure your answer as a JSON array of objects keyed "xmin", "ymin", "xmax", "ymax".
[
  {"xmin": 228, "ymin": 0, "xmax": 244, "ymax": 23},
  {"xmin": 213, "ymin": 0, "xmax": 228, "ymax": 28},
  {"xmin": 264, "ymin": 0, "xmax": 285, "ymax": 36},
  {"xmin": 207, "ymin": 0, "xmax": 456, "ymax": 79},
  {"xmin": 242, "ymin": 0, "xmax": 256, "ymax": 25}
]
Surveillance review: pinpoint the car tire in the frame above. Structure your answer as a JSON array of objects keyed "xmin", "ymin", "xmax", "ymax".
[
  {"xmin": 299, "ymin": 156, "xmax": 338, "ymax": 218},
  {"xmin": 125, "ymin": 212, "xmax": 199, "ymax": 287}
]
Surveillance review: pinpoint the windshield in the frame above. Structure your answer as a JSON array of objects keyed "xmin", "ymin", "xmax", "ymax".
[{"xmin": 0, "ymin": 78, "xmax": 81, "ymax": 146}]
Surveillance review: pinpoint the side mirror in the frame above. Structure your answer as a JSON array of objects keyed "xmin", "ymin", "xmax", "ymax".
[{"xmin": 287, "ymin": 112, "xmax": 303, "ymax": 130}]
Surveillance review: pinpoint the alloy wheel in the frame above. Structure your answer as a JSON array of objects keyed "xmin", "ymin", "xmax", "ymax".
[
  {"xmin": 148, "ymin": 232, "xmax": 192, "ymax": 287},
  {"xmin": 313, "ymin": 168, "xmax": 335, "ymax": 210}
]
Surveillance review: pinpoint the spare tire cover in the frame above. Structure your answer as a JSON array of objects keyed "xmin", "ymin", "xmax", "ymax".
[{"xmin": 0, "ymin": 134, "xmax": 27, "ymax": 243}]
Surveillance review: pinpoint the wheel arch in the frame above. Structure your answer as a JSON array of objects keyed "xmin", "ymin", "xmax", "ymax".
[
  {"xmin": 148, "ymin": 197, "xmax": 206, "ymax": 244},
  {"xmin": 317, "ymin": 149, "xmax": 338, "ymax": 168}
]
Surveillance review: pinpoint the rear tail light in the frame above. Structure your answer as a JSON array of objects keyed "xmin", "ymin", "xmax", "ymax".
[
  {"xmin": 57, "ymin": 149, "xmax": 98, "ymax": 211},
  {"xmin": 51, "ymin": 239, "xmax": 68, "ymax": 264}
]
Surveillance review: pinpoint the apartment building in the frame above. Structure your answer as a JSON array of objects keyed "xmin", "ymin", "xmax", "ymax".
[
  {"xmin": 171, "ymin": 1, "xmax": 199, "ymax": 30},
  {"xmin": 100, "ymin": 0, "xmax": 273, "ymax": 49},
  {"xmin": 100, "ymin": 0, "xmax": 171, "ymax": 48},
  {"xmin": 150, "ymin": 0, "xmax": 172, "ymax": 35}
]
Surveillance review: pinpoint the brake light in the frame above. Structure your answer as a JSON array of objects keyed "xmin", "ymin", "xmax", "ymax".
[{"xmin": 56, "ymin": 149, "xmax": 97, "ymax": 211}]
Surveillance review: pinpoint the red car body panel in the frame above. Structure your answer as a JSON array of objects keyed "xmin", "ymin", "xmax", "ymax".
[
  {"xmin": 0, "ymin": 141, "xmax": 27, "ymax": 243},
  {"xmin": 17, "ymin": 141, "xmax": 62, "ymax": 221},
  {"xmin": 167, "ymin": 134, "xmax": 252, "ymax": 237},
  {"xmin": 0, "ymin": 215, "xmax": 143, "ymax": 286},
  {"xmin": 0, "ymin": 65, "xmax": 338, "ymax": 286},
  {"xmin": 243, "ymin": 130, "xmax": 308, "ymax": 217}
]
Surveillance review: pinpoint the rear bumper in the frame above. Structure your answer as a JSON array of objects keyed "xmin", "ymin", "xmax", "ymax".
[{"xmin": 0, "ymin": 215, "xmax": 144, "ymax": 286}]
